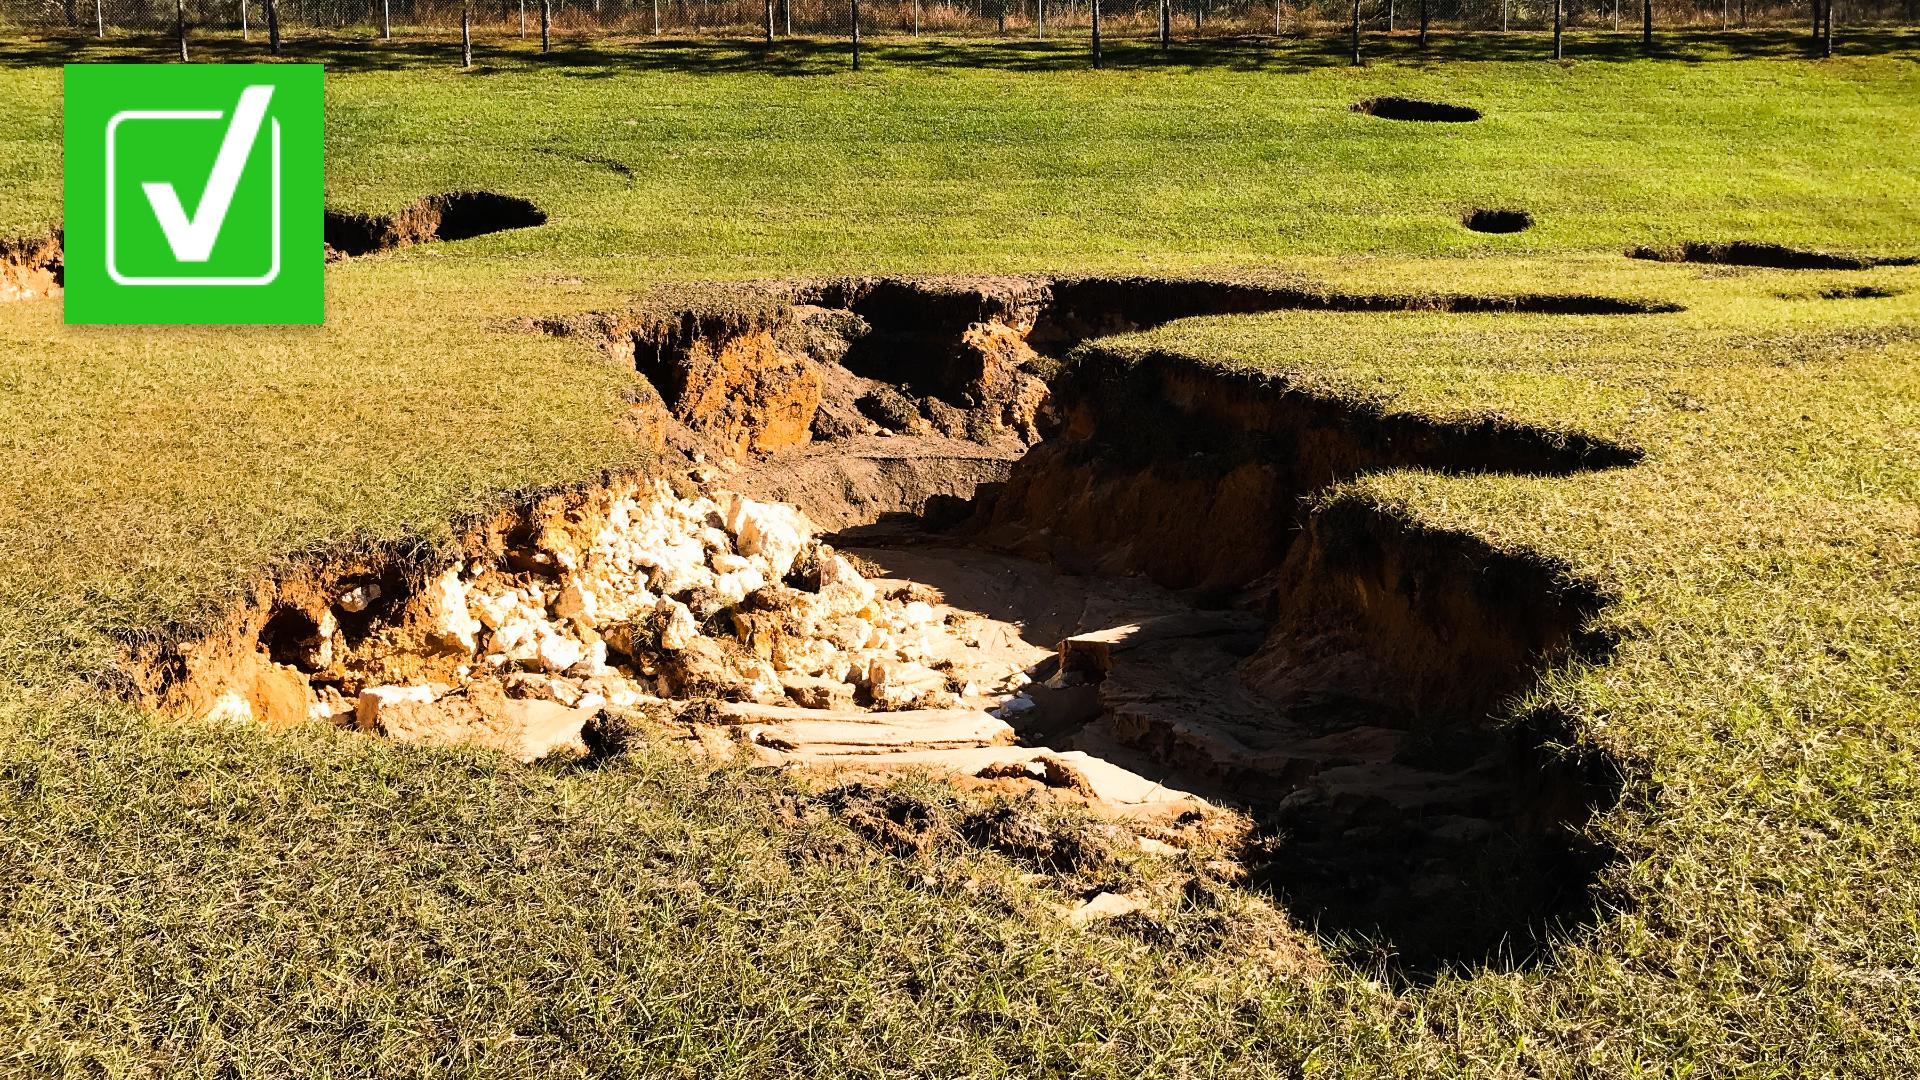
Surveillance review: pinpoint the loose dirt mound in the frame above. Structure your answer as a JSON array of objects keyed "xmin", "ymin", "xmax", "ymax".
[
  {"xmin": 324, "ymin": 192, "xmax": 546, "ymax": 257},
  {"xmin": 1462, "ymin": 208, "xmax": 1533, "ymax": 234},
  {"xmin": 1627, "ymin": 241, "xmax": 1916, "ymax": 271},
  {"xmin": 1352, "ymin": 97, "xmax": 1483, "ymax": 123}
]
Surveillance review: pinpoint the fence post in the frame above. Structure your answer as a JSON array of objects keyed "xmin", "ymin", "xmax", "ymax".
[
  {"xmin": 1502, "ymin": 0, "xmax": 1508, "ymax": 31},
  {"xmin": 653, "ymin": 0, "xmax": 660, "ymax": 34},
  {"xmin": 1036, "ymin": 0, "xmax": 1044, "ymax": 37},
  {"xmin": 462, "ymin": 1, "xmax": 472, "ymax": 65},
  {"xmin": 764, "ymin": 0, "xmax": 773, "ymax": 41},
  {"xmin": 1161, "ymin": 0, "xmax": 1170, "ymax": 44},
  {"xmin": 1553, "ymin": 0, "xmax": 1562, "ymax": 57},
  {"xmin": 1823, "ymin": 0, "xmax": 1833, "ymax": 54},
  {"xmin": 1272, "ymin": 0, "xmax": 1280, "ymax": 35},
  {"xmin": 267, "ymin": 0, "xmax": 280, "ymax": 54},
  {"xmin": 382, "ymin": 0, "xmax": 391, "ymax": 38},
  {"xmin": 912, "ymin": 0, "xmax": 919, "ymax": 35},
  {"xmin": 1350, "ymin": 0, "xmax": 1361, "ymax": 64},
  {"xmin": 94, "ymin": 0, "xmax": 104, "ymax": 36},
  {"xmin": 1418, "ymin": 0, "xmax": 1426, "ymax": 45},
  {"xmin": 1091, "ymin": 0, "xmax": 1100, "ymax": 66},
  {"xmin": 541, "ymin": 0, "xmax": 551, "ymax": 50},
  {"xmin": 1386, "ymin": 0, "xmax": 1392, "ymax": 32},
  {"xmin": 519, "ymin": 0, "xmax": 525, "ymax": 35},
  {"xmin": 851, "ymin": 0, "xmax": 861, "ymax": 68},
  {"xmin": 176, "ymin": 0, "xmax": 188, "ymax": 60},
  {"xmin": 241, "ymin": 0, "xmax": 249, "ymax": 40},
  {"xmin": 1642, "ymin": 0, "xmax": 1651, "ymax": 49}
]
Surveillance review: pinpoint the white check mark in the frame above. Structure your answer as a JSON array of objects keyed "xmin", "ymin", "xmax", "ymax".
[{"xmin": 141, "ymin": 84, "xmax": 275, "ymax": 263}]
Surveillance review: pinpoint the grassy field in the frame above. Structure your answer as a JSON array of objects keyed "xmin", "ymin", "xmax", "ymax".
[{"xmin": 1, "ymin": 29, "xmax": 1918, "ymax": 1076}]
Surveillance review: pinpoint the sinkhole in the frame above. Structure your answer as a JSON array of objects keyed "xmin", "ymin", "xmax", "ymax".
[
  {"xmin": 124, "ymin": 274, "xmax": 1652, "ymax": 975},
  {"xmin": 1351, "ymin": 97, "xmax": 1484, "ymax": 123},
  {"xmin": 1462, "ymin": 208, "xmax": 1534, "ymax": 234},
  {"xmin": 324, "ymin": 191, "xmax": 546, "ymax": 258}
]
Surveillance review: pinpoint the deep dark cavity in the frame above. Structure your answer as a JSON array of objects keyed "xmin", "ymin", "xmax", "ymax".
[
  {"xmin": 324, "ymin": 192, "xmax": 546, "ymax": 256},
  {"xmin": 1628, "ymin": 241, "xmax": 1917, "ymax": 271},
  {"xmin": 1462, "ymin": 208, "xmax": 1533, "ymax": 235},
  {"xmin": 1352, "ymin": 97, "xmax": 1483, "ymax": 123},
  {"xmin": 135, "ymin": 273, "xmax": 1646, "ymax": 981}
]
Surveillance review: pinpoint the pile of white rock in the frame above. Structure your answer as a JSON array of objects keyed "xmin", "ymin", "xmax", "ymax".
[{"xmin": 349, "ymin": 479, "xmax": 1019, "ymax": 748}]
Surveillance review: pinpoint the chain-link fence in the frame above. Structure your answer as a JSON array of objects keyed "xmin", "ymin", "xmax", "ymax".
[{"xmin": 5, "ymin": 0, "xmax": 1913, "ymax": 44}]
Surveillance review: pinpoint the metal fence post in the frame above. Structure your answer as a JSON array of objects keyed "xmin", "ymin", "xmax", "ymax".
[
  {"xmin": 267, "ymin": 0, "xmax": 280, "ymax": 55},
  {"xmin": 1350, "ymin": 0, "xmax": 1360, "ymax": 63},
  {"xmin": 541, "ymin": 0, "xmax": 551, "ymax": 50},
  {"xmin": 94, "ymin": 0, "xmax": 104, "ymax": 36},
  {"xmin": 241, "ymin": 0, "xmax": 249, "ymax": 40},
  {"xmin": 1091, "ymin": 0, "xmax": 1100, "ymax": 66},
  {"xmin": 851, "ymin": 0, "xmax": 861, "ymax": 68},
  {"xmin": 176, "ymin": 0, "xmax": 188, "ymax": 60}
]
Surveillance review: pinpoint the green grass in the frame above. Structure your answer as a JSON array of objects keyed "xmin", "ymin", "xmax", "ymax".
[
  {"xmin": 1, "ymin": 29, "xmax": 1919, "ymax": 1076},
  {"xmin": 6, "ymin": 32, "xmax": 1920, "ymax": 263}
]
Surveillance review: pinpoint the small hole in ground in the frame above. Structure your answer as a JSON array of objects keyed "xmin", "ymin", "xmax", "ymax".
[
  {"xmin": 1352, "ymin": 96, "xmax": 1483, "ymax": 123},
  {"xmin": 1462, "ymin": 208, "xmax": 1533, "ymax": 234},
  {"xmin": 324, "ymin": 191, "xmax": 546, "ymax": 256}
]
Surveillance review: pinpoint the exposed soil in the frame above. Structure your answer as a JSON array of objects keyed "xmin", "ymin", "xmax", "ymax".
[
  {"xmin": 0, "ymin": 230, "xmax": 62, "ymax": 302},
  {"xmin": 324, "ymin": 192, "xmax": 546, "ymax": 258},
  {"xmin": 1462, "ymin": 208, "xmax": 1533, "ymax": 234},
  {"xmin": 1352, "ymin": 97, "xmax": 1483, "ymax": 123},
  {"xmin": 118, "ymin": 272, "xmax": 1653, "ymax": 976},
  {"xmin": 1627, "ymin": 241, "xmax": 1918, "ymax": 271}
]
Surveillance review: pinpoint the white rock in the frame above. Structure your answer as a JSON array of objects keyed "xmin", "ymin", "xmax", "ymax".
[
  {"xmin": 472, "ymin": 590, "xmax": 520, "ymax": 631},
  {"xmin": 659, "ymin": 600, "xmax": 699, "ymax": 651},
  {"xmin": 428, "ymin": 569, "xmax": 483, "ymax": 654},
  {"xmin": 994, "ymin": 693, "xmax": 1037, "ymax": 718},
  {"xmin": 337, "ymin": 583, "xmax": 380, "ymax": 613},
  {"xmin": 356, "ymin": 684, "xmax": 437, "ymax": 731},
  {"xmin": 710, "ymin": 552, "xmax": 752, "ymax": 575},
  {"xmin": 535, "ymin": 632, "xmax": 586, "ymax": 674}
]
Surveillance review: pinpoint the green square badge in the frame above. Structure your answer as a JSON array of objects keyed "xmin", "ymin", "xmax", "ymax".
[{"xmin": 64, "ymin": 64, "xmax": 323, "ymax": 325}]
